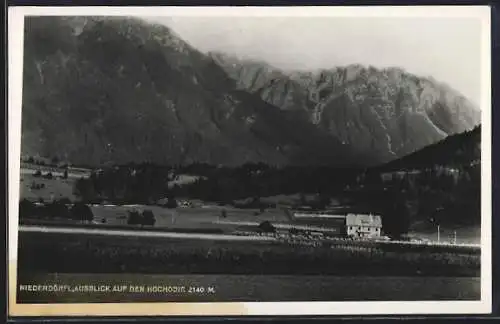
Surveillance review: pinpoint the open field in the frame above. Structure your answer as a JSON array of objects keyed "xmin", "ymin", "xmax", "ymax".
[
  {"xmin": 20, "ymin": 174, "xmax": 77, "ymax": 202},
  {"xmin": 20, "ymin": 199, "xmax": 482, "ymax": 245},
  {"xmin": 16, "ymin": 273, "xmax": 480, "ymax": 303},
  {"xmin": 409, "ymin": 221, "xmax": 481, "ymax": 245},
  {"xmin": 89, "ymin": 204, "xmax": 291, "ymax": 229},
  {"xmin": 17, "ymin": 229, "xmax": 480, "ymax": 276}
]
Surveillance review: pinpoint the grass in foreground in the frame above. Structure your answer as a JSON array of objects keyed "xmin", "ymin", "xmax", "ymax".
[{"xmin": 17, "ymin": 231, "xmax": 480, "ymax": 277}]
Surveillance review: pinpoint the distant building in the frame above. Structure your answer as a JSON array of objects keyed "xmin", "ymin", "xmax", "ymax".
[
  {"xmin": 345, "ymin": 214, "xmax": 382, "ymax": 238},
  {"xmin": 289, "ymin": 211, "xmax": 384, "ymax": 239},
  {"xmin": 292, "ymin": 212, "xmax": 345, "ymax": 234}
]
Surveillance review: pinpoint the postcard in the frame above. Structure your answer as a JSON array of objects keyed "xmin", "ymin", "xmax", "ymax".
[{"xmin": 7, "ymin": 5, "xmax": 492, "ymax": 316}]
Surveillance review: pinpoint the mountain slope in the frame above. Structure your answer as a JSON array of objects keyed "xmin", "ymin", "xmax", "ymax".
[
  {"xmin": 21, "ymin": 16, "xmax": 358, "ymax": 167},
  {"xmin": 377, "ymin": 125, "xmax": 481, "ymax": 172},
  {"xmin": 210, "ymin": 52, "xmax": 481, "ymax": 163}
]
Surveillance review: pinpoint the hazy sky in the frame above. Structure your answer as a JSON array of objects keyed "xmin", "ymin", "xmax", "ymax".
[{"xmin": 145, "ymin": 16, "xmax": 483, "ymax": 105}]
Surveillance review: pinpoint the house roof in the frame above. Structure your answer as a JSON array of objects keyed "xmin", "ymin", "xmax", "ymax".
[{"xmin": 345, "ymin": 214, "xmax": 382, "ymax": 227}]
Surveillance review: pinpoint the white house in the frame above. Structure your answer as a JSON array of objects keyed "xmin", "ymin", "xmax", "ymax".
[{"xmin": 345, "ymin": 213, "xmax": 382, "ymax": 238}]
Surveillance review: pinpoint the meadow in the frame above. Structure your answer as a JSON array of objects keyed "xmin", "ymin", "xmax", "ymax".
[
  {"xmin": 86, "ymin": 204, "xmax": 290, "ymax": 229},
  {"xmin": 17, "ymin": 230, "xmax": 480, "ymax": 277},
  {"xmin": 20, "ymin": 173, "xmax": 77, "ymax": 202}
]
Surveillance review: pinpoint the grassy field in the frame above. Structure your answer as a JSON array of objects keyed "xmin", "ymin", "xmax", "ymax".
[
  {"xmin": 409, "ymin": 221, "xmax": 481, "ymax": 245},
  {"xmin": 20, "ymin": 173, "xmax": 77, "ymax": 202},
  {"xmin": 18, "ymin": 170, "xmax": 481, "ymax": 245},
  {"xmin": 87, "ymin": 204, "xmax": 290, "ymax": 229},
  {"xmin": 17, "ymin": 230, "xmax": 480, "ymax": 276}
]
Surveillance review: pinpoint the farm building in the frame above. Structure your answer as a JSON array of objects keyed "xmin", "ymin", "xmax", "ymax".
[
  {"xmin": 292, "ymin": 212, "xmax": 347, "ymax": 236},
  {"xmin": 291, "ymin": 211, "xmax": 383, "ymax": 238},
  {"xmin": 345, "ymin": 213, "xmax": 382, "ymax": 238}
]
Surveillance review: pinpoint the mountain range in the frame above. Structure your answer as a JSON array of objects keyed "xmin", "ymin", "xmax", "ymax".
[{"xmin": 21, "ymin": 16, "xmax": 481, "ymax": 167}]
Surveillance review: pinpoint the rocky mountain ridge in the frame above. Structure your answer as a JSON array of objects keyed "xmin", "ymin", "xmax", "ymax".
[
  {"xmin": 21, "ymin": 16, "xmax": 357, "ymax": 167},
  {"xmin": 209, "ymin": 52, "xmax": 481, "ymax": 163},
  {"xmin": 21, "ymin": 16, "xmax": 480, "ymax": 167}
]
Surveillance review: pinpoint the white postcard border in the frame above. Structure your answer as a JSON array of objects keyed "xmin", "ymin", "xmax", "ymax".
[{"xmin": 7, "ymin": 5, "xmax": 492, "ymax": 316}]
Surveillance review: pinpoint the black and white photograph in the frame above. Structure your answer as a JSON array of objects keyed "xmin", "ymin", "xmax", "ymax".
[{"xmin": 7, "ymin": 6, "xmax": 491, "ymax": 316}]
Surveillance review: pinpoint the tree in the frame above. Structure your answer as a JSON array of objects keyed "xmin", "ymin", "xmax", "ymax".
[
  {"xmin": 166, "ymin": 197, "xmax": 178, "ymax": 209},
  {"xmin": 30, "ymin": 181, "xmax": 40, "ymax": 190},
  {"xmin": 127, "ymin": 210, "xmax": 143, "ymax": 225},
  {"xmin": 63, "ymin": 169, "xmax": 68, "ymax": 179},
  {"xmin": 142, "ymin": 210, "xmax": 156, "ymax": 226},
  {"xmin": 73, "ymin": 178, "xmax": 98, "ymax": 203},
  {"xmin": 299, "ymin": 193, "xmax": 307, "ymax": 206},
  {"xmin": 51, "ymin": 156, "xmax": 59, "ymax": 166},
  {"xmin": 221, "ymin": 209, "xmax": 227, "ymax": 218},
  {"xmin": 382, "ymin": 198, "xmax": 411, "ymax": 239},
  {"xmin": 70, "ymin": 203, "xmax": 94, "ymax": 222},
  {"xmin": 19, "ymin": 199, "xmax": 37, "ymax": 219},
  {"xmin": 258, "ymin": 221, "xmax": 276, "ymax": 234},
  {"xmin": 283, "ymin": 208, "xmax": 293, "ymax": 221},
  {"xmin": 45, "ymin": 200, "xmax": 71, "ymax": 219},
  {"xmin": 57, "ymin": 197, "xmax": 72, "ymax": 205}
]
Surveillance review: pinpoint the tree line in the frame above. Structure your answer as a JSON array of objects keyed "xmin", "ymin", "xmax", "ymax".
[
  {"xmin": 349, "ymin": 164, "xmax": 481, "ymax": 237},
  {"xmin": 72, "ymin": 163, "xmax": 360, "ymax": 205},
  {"xmin": 19, "ymin": 198, "xmax": 94, "ymax": 222},
  {"xmin": 68, "ymin": 162, "xmax": 480, "ymax": 239},
  {"xmin": 19, "ymin": 198, "xmax": 158, "ymax": 227}
]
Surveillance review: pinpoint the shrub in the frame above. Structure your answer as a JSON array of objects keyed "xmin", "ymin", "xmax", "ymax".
[
  {"xmin": 166, "ymin": 198, "xmax": 178, "ymax": 209},
  {"xmin": 57, "ymin": 197, "xmax": 72, "ymax": 205},
  {"xmin": 30, "ymin": 181, "xmax": 40, "ymax": 190},
  {"xmin": 70, "ymin": 203, "xmax": 94, "ymax": 222},
  {"xmin": 142, "ymin": 210, "xmax": 156, "ymax": 226},
  {"xmin": 45, "ymin": 200, "xmax": 71, "ymax": 219},
  {"xmin": 258, "ymin": 221, "xmax": 276, "ymax": 233},
  {"xmin": 44, "ymin": 172, "xmax": 53, "ymax": 180},
  {"xmin": 19, "ymin": 199, "xmax": 37, "ymax": 219},
  {"xmin": 33, "ymin": 170, "xmax": 42, "ymax": 177},
  {"xmin": 127, "ymin": 210, "xmax": 143, "ymax": 225}
]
